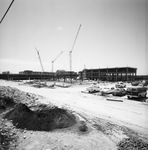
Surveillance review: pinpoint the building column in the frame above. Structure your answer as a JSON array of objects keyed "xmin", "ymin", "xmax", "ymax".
[
  {"xmin": 116, "ymin": 68, "xmax": 118, "ymax": 81},
  {"xmin": 126, "ymin": 68, "xmax": 128, "ymax": 81},
  {"xmin": 135, "ymin": 70, "xmax": 137, "ymax": 80},
  {"xmin": 91, "ymin": 69, "xmax": 93, "ymax": 80},
  {"xmin": 98, "ymin": 69, "xmax": 100, "ymax": 80},
  {"xmin": 106, "ymin": 68, "xmax": 108, "ymax": 81}
]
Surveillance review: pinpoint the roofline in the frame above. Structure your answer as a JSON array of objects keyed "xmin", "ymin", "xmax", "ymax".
[{"xmin": 83, "ymin": 67, "xmax": 137, "ymax": 71}]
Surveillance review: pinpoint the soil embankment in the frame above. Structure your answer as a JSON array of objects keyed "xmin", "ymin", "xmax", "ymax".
[{"xmin": 0, "ymin": 86, "xmax": 77, "ymax": 150}]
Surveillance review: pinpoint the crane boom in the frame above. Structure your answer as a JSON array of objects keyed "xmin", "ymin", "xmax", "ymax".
[
  {"xmin": 70, "ymin": 24, "xmax": 82, "ymax": 71},
  {"xmin": 35, "ymin": 47, "xmax": 44, "ymax": 72},
  {"xmin": 52, "ymin": 51, "xmax": 63, "ymax": 63},
  {"xmin": 70, "ymin": 24, "xmax": 82, "ymax": 53},
  {"xmin": 52, "ymin": 51, "xmax": 63, "ymax": 72}
]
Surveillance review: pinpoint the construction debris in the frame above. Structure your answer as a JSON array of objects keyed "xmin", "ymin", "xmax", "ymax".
[
  {"xmin": 0, "ymin": 119, "xmax": 18, "ymax": 150},
  {"xmin": 118, "ymin": 137, "xmax": 148, "ymax": 150},
  {"xmin": 106, "ymin": 97, "xmax": 123, "ymax": 102}
]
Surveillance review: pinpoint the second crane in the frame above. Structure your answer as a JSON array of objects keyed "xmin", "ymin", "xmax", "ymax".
[{"xmin": 52, "ymin": 51, "xmax": 63, "ymax": 72}]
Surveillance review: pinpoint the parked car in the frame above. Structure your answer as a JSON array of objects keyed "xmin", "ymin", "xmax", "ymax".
[
  {"xmin": 126, "ymin": 86, "xmax": 147, "ymax": 99},
  {"xmin": 112, "ymin": 88, "xmax": 126, "ymax": 96},
  {"xmin": 100, "ymin": 87, "xmax": 115, "ymax": 95},
  {"xmin": 131, "ymin": 81, "xmax": 141, "ymax": 86},
  {"xmin": 142, "ymin": 80, "xmax": 148, "ymax": 86},
  {"xmin": 86, "ymin": 84, "xmax": 101, "ymax": 93},
  {"xmin": 115, "ymin": 82, "xmax": 126, "ymax": 88}
]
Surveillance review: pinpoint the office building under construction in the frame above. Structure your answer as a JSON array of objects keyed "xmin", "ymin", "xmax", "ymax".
[{"xmin": 79, "ymin": 67, "xmax": 137, "ymax": 81}]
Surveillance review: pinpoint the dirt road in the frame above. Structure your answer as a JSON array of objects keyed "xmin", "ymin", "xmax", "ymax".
[
  {"xmin": 0, "ymin": 80, "xmax": 148, "ymax": 136},
  {"xmin": 0, "ymin": 80, "xmax": 148, "ymax": 150}
]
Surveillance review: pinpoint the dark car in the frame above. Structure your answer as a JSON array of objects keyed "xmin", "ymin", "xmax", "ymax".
[
  {"xmin": 126, "ymin": 86, "xmax": 147, "ymax": 99},
  {"xmin": 112, "ymin": 88, "xmax": 126, "ymax": 96},
  {"xmin": 131, "ymin": 81, "xmax": 140, "ymax": 86}
]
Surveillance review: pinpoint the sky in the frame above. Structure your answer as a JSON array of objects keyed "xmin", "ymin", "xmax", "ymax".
[{"xmin": 0, "ymin": 0, "xmax": 147, "ymax": 75}]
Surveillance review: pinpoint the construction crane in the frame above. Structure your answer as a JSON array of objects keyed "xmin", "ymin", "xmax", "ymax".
[
  {"xmin": 51, "ymin": 51, "xmax": 63, "ymax": 72},
  {"xmin": 69, "ymin": 24, "xmax": 82, "ymax": 71},
  {"xmin": 35, "ymin": 47, "xmax": 44, "ymax": 72}
]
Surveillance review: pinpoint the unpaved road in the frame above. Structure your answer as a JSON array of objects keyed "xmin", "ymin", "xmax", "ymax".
[
  {"xmin": 1, "ymin": 80, "xmax": 147, "ymax": 136},
  {"xmin": 0, "ymin": 80, "xmax": 148, "ymax": 150}
]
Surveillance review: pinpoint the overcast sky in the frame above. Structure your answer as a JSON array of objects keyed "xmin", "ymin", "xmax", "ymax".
[{"xmin": 0, "ymin": 0, "xmax": 147, "ymax": 75}]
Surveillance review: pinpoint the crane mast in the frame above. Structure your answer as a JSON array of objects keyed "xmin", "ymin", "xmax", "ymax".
[
  {"xmin": 35, "ymin": 47, "xmax": 44, "ymax": 72},
  {"xmin": 70, "ymin": 24, "xmax": 81, "ymax": 71},
  {"xmin": 52, "ymin": 51, "xmax": 63, "ymax": 72}
]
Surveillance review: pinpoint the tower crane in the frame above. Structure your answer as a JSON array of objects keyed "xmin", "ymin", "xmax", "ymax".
[
  {"xmin": 69, "ymin": 24, "xmax": 82, "ymax": 71},
  {"xmin": 52, "ymin": 51, "xmax": 63, "ymax": 72},
  {"xmin": 35, "ymin": 47, "xmax": 44, "ymax": 72}
]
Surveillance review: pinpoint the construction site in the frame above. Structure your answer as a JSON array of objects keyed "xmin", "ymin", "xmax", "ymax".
[{"xmin": 0, "ymin": 1, "xmax": 148, "ymax": 150}]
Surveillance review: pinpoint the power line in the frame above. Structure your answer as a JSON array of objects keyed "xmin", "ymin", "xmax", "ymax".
[{"xmin": 0, "ymin": 0, "xmax": 15, "ymax": 24}]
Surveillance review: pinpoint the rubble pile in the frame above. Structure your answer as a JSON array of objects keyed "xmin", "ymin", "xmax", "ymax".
[
  {"xmin": 93, "ymin": 119, "xmax": 148, "ymax": 149},
  {"xmin": 5, "ymin": 103, "xmax": 76, "ymax": 131},
  {"xmin": 0, "ymin": 120, "xmax": 18, "ymax": 150},
  {"xmin": 118, "ymin": 137, "xmax": 148, "ymax": 150}
]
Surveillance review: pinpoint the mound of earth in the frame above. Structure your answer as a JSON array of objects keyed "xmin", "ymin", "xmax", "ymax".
[
  {"xmin": 0, "ymin": 86, "xmax": 43, "ymax": 109},
  {"xmin": 0, "ymin": 96, "xmax": 15, "ymax": 110},
  {"xmin": 5, "ymin": 103, "xmax": 76, "ymax": 131}
]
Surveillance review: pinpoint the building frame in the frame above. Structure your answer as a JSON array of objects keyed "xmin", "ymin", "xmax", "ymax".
[{"xmin": 79, "ymin": 67, "xmax": 137, "ymax": 82}]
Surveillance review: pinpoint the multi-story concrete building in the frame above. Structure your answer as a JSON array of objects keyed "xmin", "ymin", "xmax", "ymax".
[{"xmin": 79, "ymin": 67, "xmax": 137, "ymax": 81}]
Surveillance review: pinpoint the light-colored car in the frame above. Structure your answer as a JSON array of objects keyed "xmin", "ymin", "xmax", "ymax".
[
  {"xmin": 100, "ymin": 87, "xmax": 115, "ymax": 95},
  {"xmin": 86, "ymin": 84, "xmax": 100, "ymax": 93},
  {"xmin": 115, "ymin": 82, "xmax": 126, "ymax": 88}
]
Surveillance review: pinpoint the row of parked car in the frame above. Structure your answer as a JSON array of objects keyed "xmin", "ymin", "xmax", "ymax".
[{"xmin": 86, "ymin": 81, "xmax": 148, "ymax": 99}]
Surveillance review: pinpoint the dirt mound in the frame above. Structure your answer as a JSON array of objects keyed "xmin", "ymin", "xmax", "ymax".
[
  {"xmin": 0, "ymin": 86, "xmax": 16, "ymax": 109},
  {"xmin": 0, "ymin": 86, "xmax": 41, "ymax": 106},
  {"xmin": 0, "ymin": 97, "xmax": 15, "ymax": 109},
  {"xmin": 5, "ymin": 103, "xmax": 76, "ymax": 131},
  {"xmin": 0, "ymin": 85, "xmax": 49, "ymax": 111}
]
